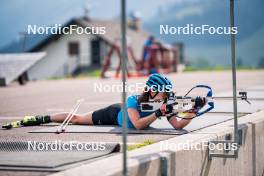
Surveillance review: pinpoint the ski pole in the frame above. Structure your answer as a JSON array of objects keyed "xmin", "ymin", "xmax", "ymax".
[
  {"xmin": 56, "ymin": 99, "xmax": 84, "ymax": 134},
  {"xmin": 62, "ymin": 99, "xmax": 84, "ymax": 132}
]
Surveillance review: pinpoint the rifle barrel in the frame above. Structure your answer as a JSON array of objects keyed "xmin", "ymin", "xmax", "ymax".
[{"xmin": 213, "ymin": 96, "xmax": 263, "ymax": 101}]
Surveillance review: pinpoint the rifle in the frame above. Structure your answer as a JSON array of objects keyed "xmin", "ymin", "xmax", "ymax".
[{"xmin": 140, "ymin": 85, "xmax": 251, "ymax": 119}]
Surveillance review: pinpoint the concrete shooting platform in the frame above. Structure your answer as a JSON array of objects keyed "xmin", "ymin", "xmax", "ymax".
[{"xmin": 0, "ymin": 71, "xmax": 264, "ymax": 176}]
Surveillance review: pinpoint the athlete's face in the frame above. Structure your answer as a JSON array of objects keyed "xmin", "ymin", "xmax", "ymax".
[{"xmin": 150, "ymin": 92, "xmax": 167, "ymax": 102}]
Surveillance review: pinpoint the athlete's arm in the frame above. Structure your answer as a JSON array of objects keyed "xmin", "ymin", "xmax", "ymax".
[
  {"xmin": 167, "ymin": 113, "xmax": 195, "ymax": 130},
  {"xmin": 127, "ymin": 108, "xmax": 157, "ymax": 130}
]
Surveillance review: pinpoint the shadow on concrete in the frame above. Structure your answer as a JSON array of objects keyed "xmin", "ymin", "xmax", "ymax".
[
  {"xmin": 200, "ymin": 149, "xmax": 212, "ymax": 176},
  {"xmin": 129, "ymin": 150, "xmax": 176, "ymax": 176},
  {"xmin": 249, "ymin": 122, "xmax": 256, "ymax": 176},
  {"xmin": 130, "ymin": 153, "xmax": 160, "ymax": 176}
]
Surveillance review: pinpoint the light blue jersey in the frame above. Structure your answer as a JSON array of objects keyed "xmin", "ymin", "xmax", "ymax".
[{"xmin": 117, "ymin": 95, "xmax": 153, "ymax": 128}]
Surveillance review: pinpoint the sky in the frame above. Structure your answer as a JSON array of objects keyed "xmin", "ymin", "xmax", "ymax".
[
  {"xmin": 0, "ymin": 0, "xmax": 177, "ymax": 48},
  {"xmin": 1, "ymin": 0, "xmax": 263, "ymax": 67}
]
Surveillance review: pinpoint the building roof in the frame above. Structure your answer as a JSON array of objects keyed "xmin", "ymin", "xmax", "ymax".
[
  {"xmin": 0, "ymin": 52, "xmax": 46, "ymax": 86},
  {"xmin": 0, "ymin": 17, "xmax": 151, "ymax": 59},
  {"xmin": 75, "ymin": 18, "xmax": 150, "ymax": 58}
]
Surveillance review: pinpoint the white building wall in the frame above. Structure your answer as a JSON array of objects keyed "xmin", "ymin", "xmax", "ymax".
[{"xmin": 27, "ymin": 29, "xmax": 96, "ymax": 80}]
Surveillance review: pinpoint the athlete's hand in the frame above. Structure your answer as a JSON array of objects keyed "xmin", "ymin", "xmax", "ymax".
[
  {"xmin": 194, "ymin": 96, "xmax": 207, "ymax": 109},
  {"xmin": 155, "ymin": 104, "xmax": 173, "ymax": 117},
  {"xmin": 186, "ymin": 96, "xmax": 206, "ymax": 114}
]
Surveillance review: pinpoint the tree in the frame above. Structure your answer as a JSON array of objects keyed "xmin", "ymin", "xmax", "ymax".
[
  {"xmin": 194, "ymin": 58, "xmax": 211, "ymax": 69},
  {"xmin": 237, "ymin": 57, "xmax": 243, "ymax": 67},
  {"xmin": 257, "ymin": 57, "xmax": 264, "ymax": 68}
]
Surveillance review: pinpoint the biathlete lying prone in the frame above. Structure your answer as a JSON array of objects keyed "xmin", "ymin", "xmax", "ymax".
[{"xmin": 2, "ymin": 74, "xmax": 206, "ymax": 130}]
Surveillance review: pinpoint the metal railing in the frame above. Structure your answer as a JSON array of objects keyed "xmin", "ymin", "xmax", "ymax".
[
  {"xmin": 120, "ymin": 0, "xmax": 128, "ymax": 175},
  {"xmin": 208, "ymin": 0, "xmax": 241, "ymax": 160}
]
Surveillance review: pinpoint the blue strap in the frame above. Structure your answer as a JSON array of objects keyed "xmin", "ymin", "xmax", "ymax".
[
  {"xmin": 196, "ymin": 101, "xmax": 214, "ymax": 117},
  {"xmin": 189, "ymin": 85, "xmax": 214, "ymax": 117}
]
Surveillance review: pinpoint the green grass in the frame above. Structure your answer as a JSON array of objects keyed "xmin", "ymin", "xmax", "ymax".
[
  {"xmin": 46, "ymin": 66, "xmax": 263, "ymax": 80},
  {"xmin": 184, "ymin": 66, "xmax": 262, "ymax": 72},
  {"xmin": 77, "ymin": 69, "xmax": 101, "ymax": 78},
  {"xmin": 47, "ymin": 76, "xmax": 72, "ymax": 80},
  {"xmin": 46, "ymin": 69, "xmax": 101, "ymax": 80},
  {"xmin": 127, "ymin": 140, "xmax": 154, "ymax": 151}
]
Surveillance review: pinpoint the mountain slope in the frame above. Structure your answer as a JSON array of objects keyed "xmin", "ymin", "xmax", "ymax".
[{"xmin": 144, "ymin": 0, "xmax": 264, "ymax": 66}]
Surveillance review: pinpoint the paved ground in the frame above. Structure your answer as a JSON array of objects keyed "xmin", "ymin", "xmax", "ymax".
[
  {"xmin": 0, "ymin": 70, "xmax": 264, "ymax": 176},
  {"xmin": 0, "ymin": 70, "xmax": 264, "ymax": 144}
]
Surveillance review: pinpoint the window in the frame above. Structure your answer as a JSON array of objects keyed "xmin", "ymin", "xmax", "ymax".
[{"xmin": 68, "ymin": 42, "xmax": 79, "ymax": 56}]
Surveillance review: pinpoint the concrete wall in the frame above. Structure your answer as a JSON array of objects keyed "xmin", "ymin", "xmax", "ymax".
[{"xmin": 51, "ymin": 110, "xmax": 264, "ymax": 176}]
